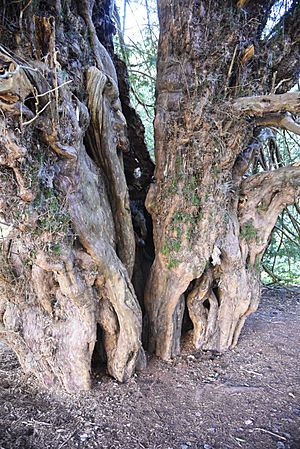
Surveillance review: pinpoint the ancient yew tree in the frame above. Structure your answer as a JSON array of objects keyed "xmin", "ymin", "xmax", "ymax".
[
  {"xmin": 0, "ymin": 0, "xmax": 299, "ymax": 391},
  {"xmin": 144, "ymin": 0, "xmax": 300, "ymax": 359}
]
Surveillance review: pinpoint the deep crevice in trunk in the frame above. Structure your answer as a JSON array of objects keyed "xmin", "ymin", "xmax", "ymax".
[
  {"xmin": 113, "ymin": 55, "xmax": 155, "ymax": 307},
  {"xmin": 91, "ymin": 323, "xmax": 107, "ymax": 372}
]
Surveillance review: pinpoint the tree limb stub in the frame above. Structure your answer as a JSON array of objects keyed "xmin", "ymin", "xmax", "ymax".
[
  {"xmin": 241, "ymin": 164, "xmax": 300, "ymax": 197},
  {"xmin": 255, "ymin": 114, "xmax": 300, "ymax": 136},
  {"xmin": 233, "ymin": 92, "xmax": 300, "ymax": 116}
]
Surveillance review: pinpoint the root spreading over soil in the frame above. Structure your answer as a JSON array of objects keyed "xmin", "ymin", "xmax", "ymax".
[{"xmin": 0, "ymin": 288, "xmax": 299, "ymax": 449}]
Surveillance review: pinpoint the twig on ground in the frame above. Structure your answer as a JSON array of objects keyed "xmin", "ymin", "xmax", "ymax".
[
  {"xmin": 253, "ymin": 427, "xmax": 286, "ymax": 441},
  {"xmin": 240, "ymin": 368, "xmax": 263, "ymax": 376},
  {"xmin": 57, "ymin": 428, "xmax": 79, "ymax": 449},
  {"xmin": 230, "ymin": 435, "xmax": 243, "ymax": 447},
  {"xmin": 264, "ymin": 384, "xmax": 284, "ymax": 393}
]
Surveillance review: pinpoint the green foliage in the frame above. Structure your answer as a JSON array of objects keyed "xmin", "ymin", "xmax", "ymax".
[
  {"xmin": 167, "ymin": 175, "xmax": 178, "ymax": 195},
  {"xmin": 161, "ymin": 240, "xmax": 181, "ymax": 269},
  {"xmin": 161, "ymin": 242, "xmax": 171, "ymax": 257},
  {"xmin": 183, "ymin": 176, "xmax": 200, "ymax": 206},
  {"xmin": 114, "ymin": 0, "xmax": 158, "ymax": 159},
  {"xmin": 167, "ymin": 257, "xmax": 181, "ymax": 269},
  {"xmin": 263, "ymin": 204, "xmax": 300, "ymax": 284},
  {"xmin": 258, "ymin": 131, "xmax": 300, "ymax": 285},
  {"xmin": 162, "ymin": 238, "xmax": 181, "ymax": 255},
  {"xmin": 33, "ymin": 187, "xmax": 70, "ymax": 236},
  {"xmin": 50, "ymin": 243, "xmax": 62, "ymax": 255},
  {"xmin": 240, "ymin": 220, "xmax": 258, "ymax": 242}
]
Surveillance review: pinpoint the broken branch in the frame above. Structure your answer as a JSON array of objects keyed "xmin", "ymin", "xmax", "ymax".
[
  {"xmin": 233, "ymin": 92, "xmax": 300, "ymax": 116},
  {"xmin": 256, "ymin": 113, "xmax": 300, "ymax": 136}
]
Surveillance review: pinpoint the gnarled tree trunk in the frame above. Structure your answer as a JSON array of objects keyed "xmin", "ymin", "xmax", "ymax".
[
  {"xmin": 144, "ymin": 0, "xmax": 300, "ymax": 359},
  {"xmin": 0, "ymin": 0, "xmax": 299, "ymax": 391},
  {"xmin": 0, "ymin": 0, "xmax": 151, "ymax": 391}
]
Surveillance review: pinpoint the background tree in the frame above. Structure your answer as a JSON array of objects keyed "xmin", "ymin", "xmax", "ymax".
[
  {"xmin": 114, "ymin": 0, "xmax": 159, "ymax": 157},
  {"xmin": 259, "ymin": 131, "xmax": 300, "ymax": 283}
]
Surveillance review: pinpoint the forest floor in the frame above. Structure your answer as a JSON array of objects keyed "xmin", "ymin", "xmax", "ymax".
[{"xmin": 0, "ymin": 287, "xmax": 299, "ymax": 449}]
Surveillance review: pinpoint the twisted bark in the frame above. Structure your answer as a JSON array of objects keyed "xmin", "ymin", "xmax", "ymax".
[
  {"xmin": 0, "ymin": 0, "xmax": 145, "ymax": 391},
  {"xmin": 0, "ymin": 0, "xmax": 299, "ymax": 389},
  {"xmin": 144, "ymin": 0, "xmax": 300, "ymax": 359}
]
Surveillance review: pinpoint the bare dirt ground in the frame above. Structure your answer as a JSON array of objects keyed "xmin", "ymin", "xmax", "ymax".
[{"xmin": 0, "ymin": 287, "xmax": 299, "ymax": 449}]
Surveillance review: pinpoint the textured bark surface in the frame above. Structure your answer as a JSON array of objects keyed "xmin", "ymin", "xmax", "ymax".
[
  {"xmin": 0, "ymin": 0, "xmax": 147, "ymax": 391},
  {"xmin": 145, "ymin": 0, "xmax": 300, "ymax": 359},
  {"xmin": 0, "ymin": 0, "xmax": 299, "ymax": 391}
]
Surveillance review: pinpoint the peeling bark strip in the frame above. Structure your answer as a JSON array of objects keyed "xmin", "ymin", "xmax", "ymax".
[
  {"xmin": 0, "ymin": 0, "xmax": 144, "ymax": 391},
  {"xmin": 145, "ymin": 0, "xmax": 300, "ymax": 359},
  {"xmin": 86, "ymin": 66, "xmax": 135, "ymax": 277}
]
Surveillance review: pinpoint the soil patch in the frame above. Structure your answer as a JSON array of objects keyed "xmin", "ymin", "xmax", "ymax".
[{"xmin": 0, "ymin": 287, "xmax": 299, "ymax": 449}]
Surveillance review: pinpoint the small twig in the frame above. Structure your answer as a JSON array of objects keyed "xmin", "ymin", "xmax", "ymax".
[
  {"xmin": 272, "ymin": 211, "xmax": 284, "ymax": 272},
  {"xmin": 273, "ymin": 77, "xmax": 292, "ymax": 94},
  {"xmin": 57, "ymin": 428, "xmax": 79, "ymax": 449},
  {"xmin": 264, "ymin": 384, "xmax": 284, "ymax": 393},
  {"xmin": 19, "ymin": 65, "xmax": 38, "ymax": 72},
  {"xmin": 128, "ymin": 69, "xmax": 156, "ymax": 81},
  {"xmin": 22, "ymin": 419, "xmax": 52, "ymax": 427},
  {"xmin": 285, "ymin": 207, "xmax": 300, "ymax": 235},
  {"xmin": 24, "ymin": 80, "xmax": 73, "ymax": 101},
  {"xmin": 22, "ymin": 100, "xmax": 51, "ymax": 126},
  {"xmin": 270, "ymin": 71, "xmax": 277, "ymax": 93},
  {"xmin": 262, "ymin": 264, "xmax": 282, "ymax": 284},
  {"xmin": 130, "ymin": 86, "xmax": 153, "ymax": 119},
  {"xmin": 38, "ymin": 79, "xmax": 72, "ymax": 98},
  {"xmin": 230, "ymin": 435, "xmax": 243, "ymax": 448},
  {"xmin": 274, "ymin": 225, "xmax": 300, "ymax": 247},
  {"xmin": 254, "ymin": 427, "xmax": 287, "ymax": 441},
  {"xmin": 240, "ymin": 368, "xmax": 263, "ymax": 376},
  {"xmin": 19, "ymin": 0, "xmax": 32, "ymax": 30},
  {"xmin": 225, "ymin": 44, "xmax": 238, "ymax": 94}
]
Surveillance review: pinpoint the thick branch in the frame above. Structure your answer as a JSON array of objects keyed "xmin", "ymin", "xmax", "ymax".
[
  {"xmin": 240, "ymin": 164, "xmax": 300, "ymax": 235},
  {"xmin": 233, "ymin": 92, "xmax": 300, "ymax": 116},
  {"xmin": 241, "ymin": 164, "xmax": 300, "ymax": 199},
  {"xmin": 256, "ymin": 114, "xmax": 300, "ymax": 136},
  {"xmin": 239, "ymin": 165, "xmax": 300, "ymax": 267}
]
